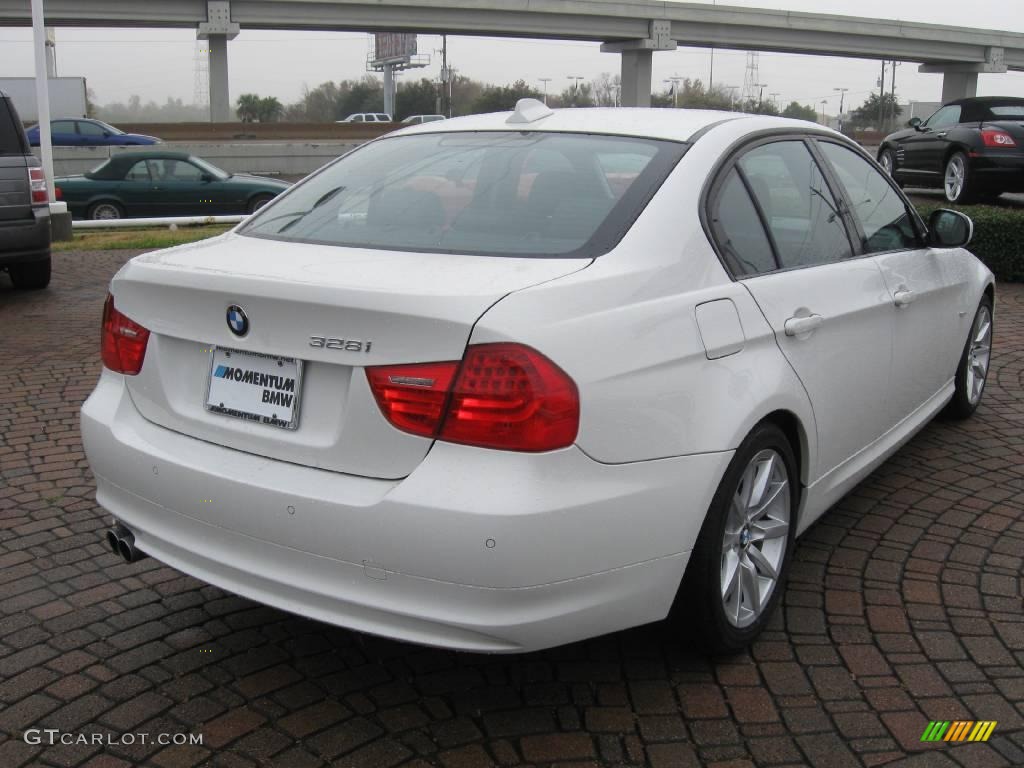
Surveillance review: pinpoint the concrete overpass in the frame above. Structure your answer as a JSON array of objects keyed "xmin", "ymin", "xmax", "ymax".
[{"xmin": 2, "ymin": 0, "xmax": 1023, "ymax": 118}]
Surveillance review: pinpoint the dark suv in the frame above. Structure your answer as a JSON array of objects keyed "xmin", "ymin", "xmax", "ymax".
[{"xmin": 1, "ymin": 90, "xmax": 51, "ymax": 290}]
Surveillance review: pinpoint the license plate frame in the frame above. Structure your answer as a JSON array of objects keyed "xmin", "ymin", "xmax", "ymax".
[{"xmin": 204, "ymin": 347, "xmax": 304, "ymax": 431}]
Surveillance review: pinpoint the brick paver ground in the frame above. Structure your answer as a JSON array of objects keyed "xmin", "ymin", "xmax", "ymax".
[{"xmin": 1, "ymin": 251, "xmax": 1022, "ymax": 768}]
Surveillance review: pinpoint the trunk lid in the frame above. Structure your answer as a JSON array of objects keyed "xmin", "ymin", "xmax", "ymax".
[{"xmin": 114, "ymin": 232, "xmax": 589, "ymax": 479}]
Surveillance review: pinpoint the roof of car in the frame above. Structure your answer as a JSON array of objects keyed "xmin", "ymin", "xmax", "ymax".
[
  {"xmin": 947, "ymin": 96, "xmax": 1024, "ymax": 106},
  {"xmin": 86, "ymin": 151, "xmax": 198, "ymax": 179},
  {"xmin": 389, "ymin": 106, "xmax": 822, "ymax": 143}
]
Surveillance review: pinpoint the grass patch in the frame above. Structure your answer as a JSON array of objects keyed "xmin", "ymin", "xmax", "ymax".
[{"xmin": 54, "ymin": 224, "xmax": 233, "ymax": 252}]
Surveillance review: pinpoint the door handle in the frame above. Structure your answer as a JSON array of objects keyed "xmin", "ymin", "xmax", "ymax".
[
  {"xmin": 784, "ymin": 314, "xmax": 824, "ymax": 337},
  {"xmin": 894, "ymin": 290, "xmax": 916, "ymax": 308}
]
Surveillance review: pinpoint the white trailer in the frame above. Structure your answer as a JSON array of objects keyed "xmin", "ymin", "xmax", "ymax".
[{"xmin": 0, "ymin": 77, "xmax": 87, "ymax": 123}]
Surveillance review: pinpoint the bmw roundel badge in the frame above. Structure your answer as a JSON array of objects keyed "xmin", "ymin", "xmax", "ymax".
[{"xmin": 226, "ymin": 305, "xmax": 249, "ymax": 337}]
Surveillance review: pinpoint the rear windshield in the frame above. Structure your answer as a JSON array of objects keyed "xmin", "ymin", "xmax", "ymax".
[
  {"xmin": 988, "ymin": 105, "xmax": 1024, "ymax": 118},
  {"xmin": 240, "ymin": 131, "xmax": 686, "ymax": 258},
  {"xmin": 0, "ymin": 98, "xmax": 29, "ymax": 156}
]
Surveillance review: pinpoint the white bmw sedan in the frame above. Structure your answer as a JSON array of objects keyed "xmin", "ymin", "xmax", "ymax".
[{"xmin": 82, "ymin": 100, "xmax": 994, "ymax": 653}]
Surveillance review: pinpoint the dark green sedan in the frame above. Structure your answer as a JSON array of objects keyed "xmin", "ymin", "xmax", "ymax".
[{"xmin": 55, "ymin": 151, "xmax": 291, "ymax": 220}]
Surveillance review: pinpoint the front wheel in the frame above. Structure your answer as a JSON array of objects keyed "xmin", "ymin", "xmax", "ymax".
[
  {"xmin": 947, "ymin": 297, "xmax": 993, "ymax": 419},
  {"xmin": 944, "ymin": 152, "xmax": 977, "ymax": 204},
  {"xmin": 247, "ymin": 194, "xmax": 274, "ymax": 215},
  {"xmin": 676, "ymin": 422, "xmax": 798, "ymax": 653}
]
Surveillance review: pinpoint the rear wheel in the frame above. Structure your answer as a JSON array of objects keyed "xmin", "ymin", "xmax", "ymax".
[
  {"xmin": 8, "ymin": 257, "xmax": 51, "ymax": 290},
  {"xmin": 677, "ymin": 422, "xmax": 798, "ymax": 653},
  {"xmin": 947, "ymin": 297, "xmax": 993, "ymax": 419},
  {"xmin": 944, "ymin": 152, "xmax": 978, "ymax": 204},
  {"xmin": 88, "ymin": 201, "xmax": 124, "ymax": 221}
]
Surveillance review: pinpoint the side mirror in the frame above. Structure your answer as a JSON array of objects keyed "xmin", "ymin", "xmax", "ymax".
[
  {"xmin": 927, "ymin": 209, "xmax": 973, "ymax": 248},
  {"xmin": 908, "ymin": 117, "xmax": 922, "ymax": 130},
  {"xmin": 201, "ymin": 173, "xmax": 214, "ymax": 183}
]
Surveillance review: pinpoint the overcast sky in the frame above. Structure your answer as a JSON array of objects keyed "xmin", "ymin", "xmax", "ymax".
[{"xmin": 1, "ymin": 0, "xmax": 1023, "ymax": 114}]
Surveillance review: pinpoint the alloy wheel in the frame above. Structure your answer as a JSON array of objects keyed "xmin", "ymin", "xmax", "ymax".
[
  {"xmin": 966, "ymin": 304, "xmax": 992, "ymax": 406},
  {"xmin": 92, "ymin": 203, "xmax": 122, "ymax": 220},
  {"xmin": 720, "ymin": 448, "xmax": 791, "ymax": 629},
  {"xmin": 945, "ymin": 155, "xmax": 966, "ymax": 202}
]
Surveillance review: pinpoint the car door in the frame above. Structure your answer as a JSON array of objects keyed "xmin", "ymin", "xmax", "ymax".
[
  {"xmin": 75, "ymin": 120, "xmax": 107, "ymax": 146},
  {"xmin": 116, "ymin": 159, "xmax": 162, "ymax": 216},
  {"xmin": 715, "ymin": 138, "xmax": 895, "ymax": 482},
  {"xmin": 50, "ymin": 120, "xmax": 79, "ymax": 146},
  {"xmin": 902, "ymin": 105, "xmax": 961, "ymax": 178},
  {"xmin": 816, "ymin": 140, "xmax": 966, "ymax": 420}
]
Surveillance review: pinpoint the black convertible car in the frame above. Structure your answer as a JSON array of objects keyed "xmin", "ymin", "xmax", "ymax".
[{"xmin": 878, "ymin": 96, "xmax": 1024, "ymax": 203}]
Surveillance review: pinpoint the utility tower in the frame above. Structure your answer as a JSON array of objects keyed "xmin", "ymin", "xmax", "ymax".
[
  {"xmin": 741, "ymin": 52, "xmax": 760, "ymax": 103},
  {"xmin": 193, "ymin": 41, "xmax": 210, "ymax": 111}
]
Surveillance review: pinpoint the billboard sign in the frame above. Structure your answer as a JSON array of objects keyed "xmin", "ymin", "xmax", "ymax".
[{"xmin": 373, "ymin": 33, "xmax": 417, "ymax": 64}]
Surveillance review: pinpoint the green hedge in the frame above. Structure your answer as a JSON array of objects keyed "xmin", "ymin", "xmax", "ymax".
[{"xmin": 914, "ymin": 203, "xmax": 1024, "ymax": 282}]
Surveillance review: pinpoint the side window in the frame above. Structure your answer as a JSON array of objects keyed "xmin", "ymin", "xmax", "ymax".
[
  {"xmin": 926, "ymin": 106, "xmax": 961, "ymax": 130},
  {"xmin": 817, "ymin": 142, "xmax": 920, "ymax": 254},
  {"xmin": 738, "ymin": 141, "xmax": 852, "ymax": 269},
  {"xmin": 76, "ymin": 121, "xmax": 106, "ymax": 138},
  {"xmin": 51, "ymin": 120, "xmax": 76, "ymax": 134},
  {"xmin": 160, "ymin": 160, "xmax": 203, "ymax": 182},
  {"xmin": 124, "ymin": 161, "xmax": 151, "ymax": 182},
  {"xmin": 709, "ymin": 169, "xmax": 777, "ymax": 276}
]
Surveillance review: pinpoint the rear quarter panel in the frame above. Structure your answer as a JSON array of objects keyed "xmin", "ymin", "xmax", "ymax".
[{"xmin": 471, "ymin": 126, "xmax": 817, "ymax": 479}]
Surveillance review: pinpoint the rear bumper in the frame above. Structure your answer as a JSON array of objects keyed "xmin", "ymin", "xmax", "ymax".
[
  {"xmin": 0, "ymin": 207, "xmax": 50, "ymax": 265},
  {"xmin": 81, "ymin": 370, "xmax": 731, "ymax": 652},
  {"xmin": 971, "ymin": 153, "xmax": 1024, "ymax": 190}
]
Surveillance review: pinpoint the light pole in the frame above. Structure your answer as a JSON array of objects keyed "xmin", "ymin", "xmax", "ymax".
[
  {"xmin": 820, "ymin": 99, "xmax": 828, "ymax": 125},
  {"xmin": 567, "ymin": 75, "xmax": 585, "ymax": 106},
  {"xmin": 756, "ymin": 83, "xmax": 768, "ymax": 110},
  {"xmin": 664, "ymin": 76, "xmax": 683, "ymax": 108},
  {"xmin": 538, "ymin": 77, "xmax": 552, "ymax": 105},
  {"xmin": 726, "ymin": 85, "xmax": 739, "ymax": 110},
  {"xmin": 770, "ymin": 92, "xmax": 780, "ymax": 110},
  {"xmin": 833, "ymin": 87, "xmax": 848, "ymax": 132}
]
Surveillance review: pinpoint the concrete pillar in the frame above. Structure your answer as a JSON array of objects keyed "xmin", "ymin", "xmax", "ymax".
[
  {"xmin": 941, "ymin": 71, "xmax": 979, "ymax": 103},
  {"xmin": 383, "ymin": 64, "xmax": 395, "ymax": 118},
  {"xmin": 198, "ymin": 1, "xmax": 239, "ymax": 122},
  {"xmin": 620, "ymin": 50, "xmax": 653, "ymax": 108},
  {"xmin": 208, "ymin": 34, "xmax": 231, "ymax": 122}
]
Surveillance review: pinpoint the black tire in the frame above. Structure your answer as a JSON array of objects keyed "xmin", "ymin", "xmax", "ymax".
[
  {"xmin": 946, "ymin": 296, "xmax": 994, "ymax": 419},
  {"xmin": 248, "ymin": 194, "xmax": 274, "ymax": 214},
  {"xmin": 878, "ymin": 148, "xmax": 901, "ymax": 186},
  {"xmin": 8, "ymin": 257, "xmax": 51, "ymax": 290},
  {"xmin": 943, "ymin": 151, "xmax": 978, "ymax": 204},
  {"xmin": 675, "ymin": 422, "xmax": 799, "ymax": 654},
  {"xmin": 87, "ymin": 200, "xmax": 124, "ymax": 221}
]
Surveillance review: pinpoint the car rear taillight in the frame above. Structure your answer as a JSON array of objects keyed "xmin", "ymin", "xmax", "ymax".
[
  {"xmin": 367, "ymin": 343, "xmax": 579, "ymax": 452},
  {"xmin": 28, "ymin": 167, "xmax": 47, "ymax": 204},
  {"xmin": 101, "ymin": 294, "xmax": 150, "ymax": 375},
  {"xmin": 53, "ymin": 186, "xmax": 63, "ymax": 200},
  {"xmin": 980, "ymin": 129, "xmax": 1018, "ymax": 148}
]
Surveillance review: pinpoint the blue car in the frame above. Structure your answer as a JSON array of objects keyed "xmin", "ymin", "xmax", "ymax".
[{"xmin": 25, "ymin": 118, "xmax": 161, "ymax": 147}]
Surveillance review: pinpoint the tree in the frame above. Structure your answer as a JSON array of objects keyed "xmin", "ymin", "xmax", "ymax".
[
  {"xmin": 256, "ymin": 96, "xmax": 283, "ymax": 123},
  {"xmin": 236, "ymin": 93, "xmax": 261, "ymax": 122},
  {"xmin": 738, "ymin": 97, "xmax": 780, "ymax": 116},
  {"xmin": 471, "ymin": 79, "xmax": 543, "ymax": 113},
  {"xmin": 782, "ymin": 101, "xmax": 819, "ymax": 122},
  {"xmin": 396, "ymin": 78, "xmax": 441, "ymax": 120},
  {"xmin": 591, "ymin": 73, "xmax": 621, "ymax": 107},
  {"xmin": 555, "ymin": 82, "xmax": 594, "ymax": 108},
  {"xmin": 848, "ymin": 92, "xmax": 902, "ymax": 132},
  {"xmin": 652, "ymin": 79, "xmax": 734, "ymax": 110}
]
